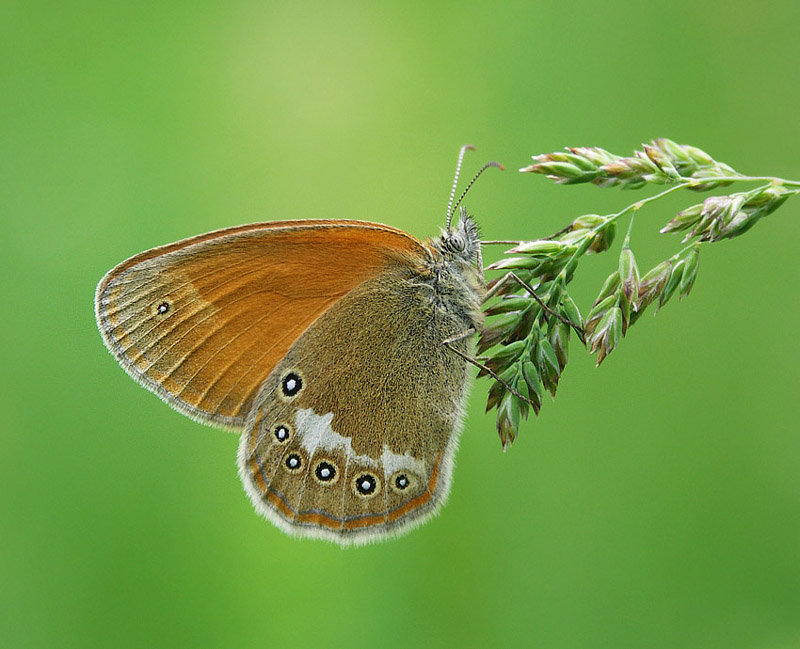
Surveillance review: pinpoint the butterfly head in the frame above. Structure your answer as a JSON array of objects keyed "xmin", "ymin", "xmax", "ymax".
[
  {"xmin": 431, "ymin": 208, "xmax": 487, "ymax": 321},
  {"xmin": 440, "ymin": 144, "xmax": 501, "ymax": 274},
  {"xmin": 437, "ymin": 207, "xmax": 482, "ymax": 267}
]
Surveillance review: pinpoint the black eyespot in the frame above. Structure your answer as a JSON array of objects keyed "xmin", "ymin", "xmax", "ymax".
[
  {"xmin": 390, "ymin": 471, "xmax": 416, "ymax": 494},
  {"xmin": 315, "ymin": 461, "xmax": 336, "ymax": 483},
  {"xmin": 285, "ymin": 454, "xmax": 302, "ymax": 472},
  {"xmin": 273, "ymin": 424, "xmax": 290, "ymax": 443},
  {"xmin": 354, "ymin": 473, "xmax": 377, "ymax": 496},
  {"xmin": 157, "ymin": 302, "xmax": 170, "ymax": 315},
  {"xmin": 281, "ymin": 372, "xmax": 303, "ymax": 397}
]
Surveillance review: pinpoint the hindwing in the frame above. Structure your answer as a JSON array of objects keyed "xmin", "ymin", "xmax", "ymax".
[{"xmin": 238, "ymin": 264, "xmax": 474, "ymax": 544}]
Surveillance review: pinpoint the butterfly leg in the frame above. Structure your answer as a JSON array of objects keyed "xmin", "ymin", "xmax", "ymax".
[
  {"xmin": 483, "ymin": 271, "xmax": 584, "ymax": 338},
  {"xmin": 442, "ymin": 329, "xmax": 536, "ymax": 407}
]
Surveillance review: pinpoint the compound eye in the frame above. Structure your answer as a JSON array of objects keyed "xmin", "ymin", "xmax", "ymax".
[{"xmin": 446, "ymin": 233, "xmax": 466, "ymax": 252}]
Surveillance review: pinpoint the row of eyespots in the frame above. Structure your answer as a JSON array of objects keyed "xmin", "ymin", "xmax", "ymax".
[
  {"xmin": 353, "ymin": 471, "xmax": 417, "ymax": 497},
  {"xmin": 281, "ymin": 452, "xmax": 368, "ymax": 494},
  {"xmin": 278, "ymin": 448, "xmax": 416, "ymax": 498}
]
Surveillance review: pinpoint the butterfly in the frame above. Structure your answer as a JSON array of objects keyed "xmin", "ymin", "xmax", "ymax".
[{"xmin": 94, "ymin": 146, "xmax": 503, "ymax": 544}]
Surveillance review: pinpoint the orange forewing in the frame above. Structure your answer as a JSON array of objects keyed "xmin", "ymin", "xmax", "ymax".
[{"xmin": 95, "ymin": 220, "xmax": 432, "ymax": 429}]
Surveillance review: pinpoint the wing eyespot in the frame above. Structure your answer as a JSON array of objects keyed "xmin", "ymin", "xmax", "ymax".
[
  {"xmin": 390, "ymin": 471, "xmax": 417, "ymax": 494},
  {"xmin": 272, "ymin": 422, "xmax": 292, "ymax": 443},
  {"xmin": 279, "ymin": 370, "xmax": 305, "ymax": 400},
  {"xmin": 352, "ymin": 472, "xmax": 380, "ymax": 498},
  {"xmin": 153, "ymin": 300, "xmax": 171, "ymax": 316},
  {"xmin": 313, "ymin": 460, "xmax": 339, "ymax": 485},
  {"xmin": 284, "ymin": 452, "xmax": 304, "ymax": 474}
]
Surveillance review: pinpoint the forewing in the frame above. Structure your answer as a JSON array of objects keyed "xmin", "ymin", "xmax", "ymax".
[{"xmin": 95, "ymin": 220, "xmax": 430, "ymax": 429}]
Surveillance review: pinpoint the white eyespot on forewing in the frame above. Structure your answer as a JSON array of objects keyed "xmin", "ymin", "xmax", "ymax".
[
  {"xmin": 380, "ymin": 447, "xmax": 426, "ymax": 480},
  {"xmin": 294, "ymin": 408, "xmax": 378, "ymax": 468}
]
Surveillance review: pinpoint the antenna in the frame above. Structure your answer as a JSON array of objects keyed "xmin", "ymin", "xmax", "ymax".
[
  {"xmin": 449, "ymin": 160, "xmax": 504, "ymax": 221},
  {"xmin": 446, "ymin": 144, "xmax": 475, "ymax": 231}
]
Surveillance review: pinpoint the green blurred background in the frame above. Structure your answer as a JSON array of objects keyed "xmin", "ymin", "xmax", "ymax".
[{"xmin": 3, "ymin": 1, "xmax": 799, "ymax": 647}]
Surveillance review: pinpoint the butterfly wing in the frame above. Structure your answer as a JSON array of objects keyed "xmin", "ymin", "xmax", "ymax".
[
  {"xmin": 237, "ymin": 259, "xmax": 476, "ymax": 544},
  {"xmin": 95, "ymin": 220, "xmax": 431, "ymax": 429}
]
